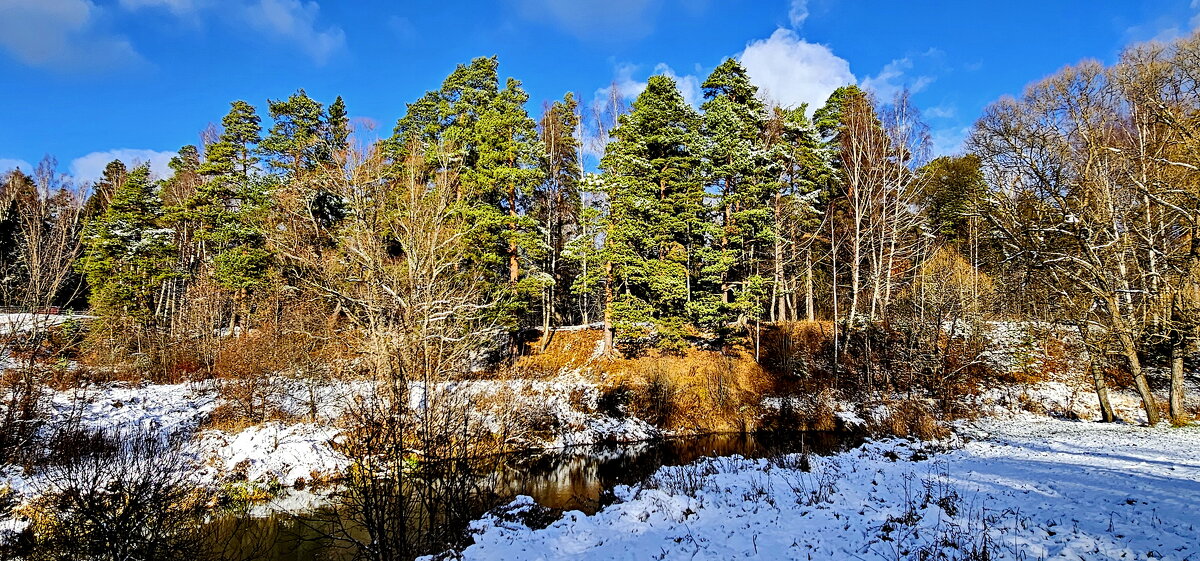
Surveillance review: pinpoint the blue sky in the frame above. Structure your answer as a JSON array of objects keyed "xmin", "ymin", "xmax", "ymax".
[{"xmin": 1, "ymin": 0, "xmax": 1197, "ymax": 186}]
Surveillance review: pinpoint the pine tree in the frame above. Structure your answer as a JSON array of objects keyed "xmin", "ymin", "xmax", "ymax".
[
  {"xmin": 387, "ymin": 58, "xmax": 548, "ymax": 337},
  {"xmin": 193, "ymin": 101, "xmax": 273, "ymax": 330},
  {"xmin": 599, "ymin": 74, "xmax": 703, "ymax": 352},
  {"xmin": 767, "ymin": 105, "xmax": 831, "ymax": 322},
  {"xmin": 694, "ymin": 59, "xmax": 774, "ymax": 339},
  {"xmin": 77, "ymin": 165, "xmax": 176, "ymax": 328},
  {"xmin": 260, "ymin": 89, "xmax": 326, "ymax": 176},
  {"xmin": 917, "ymin": 154, "xmax": 986, "ymax": 245}
]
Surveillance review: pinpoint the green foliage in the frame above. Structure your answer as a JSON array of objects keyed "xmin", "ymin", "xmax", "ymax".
[
  {"xmin": 326, "ymin": 95, "xmax": 350, "ymax": 154},
  {"xmin": 600, "ymin": 74, "xmax": 703, "ymax": 349},
  {"xmin": 201, "ymin": 101, "xmax": 262, "ymax": 177},
  {"xmin": 386, "ymin": 58, "xmax": 549, "ymax": 331},
  {"xmin": 694, "ymin": 59, "xmax": 775, "ymax": 334},
  {"xmin": 77, "ymin": 165, "xmax": 176, "ymax": 326},
  {"xmin": 259, "ymin": 89, "xmax": 327, "ymax": 175},
  {"xmin": 918, "ymin": 154, "xmax": 987, "ymax": 244}
]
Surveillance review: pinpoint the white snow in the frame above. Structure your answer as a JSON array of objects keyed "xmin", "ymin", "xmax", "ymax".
[
  {"xmin": 191, "ymin": 422, "xmax": 346, "ymax": 487},
  {"xmin": 445, "ymin": 416, "xmax": 1200, "ymax": 560},
  {"xmin": 0, "ymin": 313, "xmax": 86, "ymax": 336},
  {"xmin": 46, "ymin": 381, "xmax": 218, "ymax": 436}
]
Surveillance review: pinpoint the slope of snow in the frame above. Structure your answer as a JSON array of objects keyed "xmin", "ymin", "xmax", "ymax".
[
  {"xmin": 446, "ymin": 416, "xmax": 1200, "ymax": 560},
  {"xmin": 191, "ymin": 422, "xmax": 346, "ymax": 487}
]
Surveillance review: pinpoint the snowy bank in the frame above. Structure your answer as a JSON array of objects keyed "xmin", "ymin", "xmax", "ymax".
[{"xmin": 445, "ymin": 416, "xmax": 1200, "ymax": 560}]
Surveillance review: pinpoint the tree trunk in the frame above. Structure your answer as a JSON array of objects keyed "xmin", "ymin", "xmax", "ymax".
[
  {"xmin": 508, "ymin": 183, "xmax": 519, "ymax": 285},
  {"xmin": 1170, "ymin": 328, "xmax": 1186, "ymax": 424},
  {"xmin": 602, "ymin": 261, "xmax": 614, "ymax": 354},
  {"xmin": 1077, "ymin": 324, "xmax": 1116, "ymax": 422},
  {"xmin": 805, "ymin": 248, "xmax": 815, "ymax": 322},
  {"xmin": 1117, "ymin": 329, "xmax": 1160, "ymax": 425}
]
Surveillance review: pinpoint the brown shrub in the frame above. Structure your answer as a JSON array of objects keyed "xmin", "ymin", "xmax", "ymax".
[{"xmin": 876, "ymin": 400, "xmax": 949, "ymax": 440}]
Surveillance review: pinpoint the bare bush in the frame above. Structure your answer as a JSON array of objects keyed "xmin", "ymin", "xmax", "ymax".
[{"xmin": 26, "ymin": 429, "xmax": 210, "ymax": 561}]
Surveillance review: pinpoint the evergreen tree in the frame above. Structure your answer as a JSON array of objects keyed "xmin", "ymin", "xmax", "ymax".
[
  {"xmin": 260, "ymin": 89, "xmax": 326, "ymax": 176},
  {"xmin": 917, "ymin": 154, "xmax": 987, "ymax": 244},
  {"xmin": 767, "ymin": 105, "xmax": 832, "ymax": 322},
  {"xmin": 192, "ymin": 103, "xmax": 273, "ymax": 330},
  {"xmin": 82, "ymin": 160, "xmax": 127, "ymax": 219},
  {"xmin": 77, "ymin": 165, "xmax": 176, "ymax": 328},
  {"xmin": 694, "ymin": 59, "xmax": 773, "ymax": 338},
  {"xmin": 0, "ymin": 170, "xmax": 36, "ymax": 306},
  {"xmin": 326, "ymin": 95, "xmax": 350, "ymax": 155},
  {"xmin": 599, "ymin": 75, "xmax": 703, "ymax": 351},
  {"xmin": 387, "ymin": 58, "xmax": 548, "ymax": 335}
]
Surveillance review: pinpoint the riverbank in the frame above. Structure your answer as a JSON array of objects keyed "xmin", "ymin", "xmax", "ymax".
[{"xmin": 445, "ymin": 416, "xmax": 1200, "ymax": 560}]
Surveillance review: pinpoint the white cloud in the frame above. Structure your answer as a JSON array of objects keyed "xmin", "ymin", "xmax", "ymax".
[
  {"xmin": 925, "ymin": 105, "xmax": 956, "ymax": 119},
  {"xmin": 242, "ymin": 0, "xmax": 345, "ymax": 66},
  {"xmin": 592, "ymin": 62, "xmax": 647, "ymax": 111},
  {"xmin": 739, "ymin": 28, "xmax": 855, "ymax": 111},
  {"xmin": 117, "ymin": 0, "xmax": 198, "ymax": 16},
  {"xmin": 788, "ymin": 0, "xmax": 808, "ymax": 28},
  {"xmin": 591, "ymin": 62, "xmax": 702, "ymax": 112},
  {"xmin": 0, "ymin": 0, "xmax": 141, "ymax": 71},
  {"xmin": 514, "ymin": 0, "xmax": 661, "ymax": 42},
  {"xmin": 861, "ymin": 57, "xmax": 935, "ymax": 101},
  {"xmin": 930, "ymin": 126, "xmax": 970, "ymax": 157},
  {"xmin": 0, "ymin": 158, "xmax": 33, "ymax": 174},
  {"xmin": 116, "ymin": 0, "xmax": 345, "ymax": 65},
  {"xmin": 69, "ymin": 149, "xmax": 177, "ymax": 186}
]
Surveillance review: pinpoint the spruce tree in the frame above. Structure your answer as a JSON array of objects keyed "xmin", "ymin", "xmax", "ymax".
[{"xmin": 326, "ymin": 95, "xmax": 350, "ymax": 155}]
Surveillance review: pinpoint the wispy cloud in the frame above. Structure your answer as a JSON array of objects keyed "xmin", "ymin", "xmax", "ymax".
[
  {"xmin": 0, "ymin": 0, "xmax": 142, "ymax": 72},
  {"xmin": 242, "ymin": 0, "xmax": 345, "ymax": 66},
  {"xmin": 930, "ymin": 126, "xmax": 970, "ymax": 157},
  {"xmin": 924, "ymin": 105, "xmax": 956, "ymax": 119},
  {"xmin": 117, "ymin": 0, "xmax": 346, "ymax": 65},
  {"xmin": 788, "ymin": 0, "xmax": 808, "ymax": 28},
  {"xmin": 0, "ymin": 158, "xmax": 34, "ymax": 174},
  {"xmin": 862, "ymin": 57, "xmax": 935, "ymax": 101},
  {"xmin": 117, "ymin": 0, "xmax": 199, "ymax": 17}
]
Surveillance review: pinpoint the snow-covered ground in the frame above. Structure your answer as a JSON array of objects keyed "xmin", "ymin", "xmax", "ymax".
[
  {"xmin": 447, "ymin": 416, "xmax": 1199, "ymax": 560},
  {"xmin": 0, "ymin": 313, "xmax": 85, "ymax": 336},
  {"xmin": 0, "ymin": 370, "xmax": 660, "ymax": 499}
]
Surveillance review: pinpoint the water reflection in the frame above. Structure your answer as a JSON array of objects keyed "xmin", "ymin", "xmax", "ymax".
[{"xmin": 210, "ymin": 432, "xmax": 854, "ymax": 561}]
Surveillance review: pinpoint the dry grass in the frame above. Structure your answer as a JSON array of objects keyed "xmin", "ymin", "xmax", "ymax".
[
  {"xmin": 513, "ymin": 329, "xmax": 603, "ymax": 378},
  {"xmin": 875, "ymin": 400, "xmax": 950, "ymax": 440}
]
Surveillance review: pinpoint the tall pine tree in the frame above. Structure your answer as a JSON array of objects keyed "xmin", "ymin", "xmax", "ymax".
[{"xmin": 599, "ymin": 75, "xmax": 703, "ymax": 352}]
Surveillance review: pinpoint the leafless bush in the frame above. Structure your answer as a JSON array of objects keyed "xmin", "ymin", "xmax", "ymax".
[
  {"xmin": 0, "ymin": 367, "xmax": 45, "ymax": 467},
  {"xmin": 25, "ymin": 428, "xmax": 210, "ymax": 561},
  {"xmin": 776, "ymin": 456, "xmax": 840, "ymax": 507}
]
